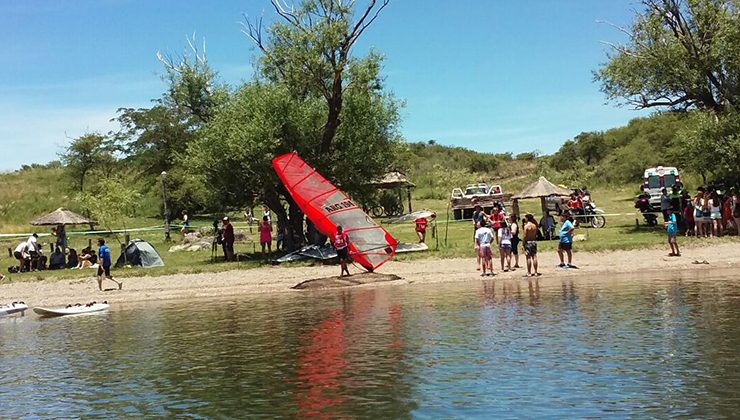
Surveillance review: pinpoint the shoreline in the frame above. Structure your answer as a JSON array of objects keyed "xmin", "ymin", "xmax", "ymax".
[{"xmin": 1, "ymin": 242, "xmax": 739, "ymax": 308}]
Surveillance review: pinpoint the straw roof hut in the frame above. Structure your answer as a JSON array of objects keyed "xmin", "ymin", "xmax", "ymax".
[
  {"xmin": 513, "ymin": 177, "xmax": 572, "ymax": 200},
  {"xmin": 512, "ymin": 177, "xmax": 572, "ymax": 216},
  {"xmin": 31, "ymin": 208, "xmax": 94, "ymax": 226},
  {"xmin": 370, "ymin": 171, "xmax": 416, "ymax": 214}
]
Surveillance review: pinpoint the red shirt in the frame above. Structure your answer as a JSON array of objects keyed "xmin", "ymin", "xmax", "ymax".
[
  {"xmin": 490, "ymin": 211, "xmax": 505, "ymax": 229},
  {"xmin": 333, "ymin": 232, "xmax": 349, "ymax": 250},
  {"xmin": 568, "ymin": 199, "xmax": 583, "ymax": 209},
  {"xmin": 415, "ymin": 217, "xmax": 428, "ymax": 232}
]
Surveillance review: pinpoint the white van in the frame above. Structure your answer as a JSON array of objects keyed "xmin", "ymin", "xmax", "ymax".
[{"xmin": 643, "ymin": 166, "xmax": 681, "ymax": 206}]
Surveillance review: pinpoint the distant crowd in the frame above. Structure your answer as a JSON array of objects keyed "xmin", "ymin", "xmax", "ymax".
[{"xmin": 657, "ymin": 184, "xmax": 740, "ymax": 237}]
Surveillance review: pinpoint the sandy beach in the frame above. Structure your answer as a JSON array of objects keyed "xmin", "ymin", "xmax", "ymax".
[{"xmin": 1, "ymin": 242, "xmax": 738, "ymax": 307}]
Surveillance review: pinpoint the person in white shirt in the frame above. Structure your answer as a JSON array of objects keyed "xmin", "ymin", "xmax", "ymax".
[
  {"xmin": 26, "ymin": 233, "xmax": 39, "ymax": 253},
  {"xmin": 14, "ymin": 241, "xmax": 30, "ymax": 272},
  {"xmin": 498, "ymin": 220, "xmax": 513, "ymax": 272},
  {"xmin": 475, "ymin": 220, "xmax": 495, "ymax": 277}
]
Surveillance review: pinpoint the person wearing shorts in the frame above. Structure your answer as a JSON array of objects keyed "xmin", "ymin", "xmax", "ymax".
[
  {"xmin": 332, "ymin": 225, "xmax": 351, "ymax": 277},
  {"xmin": 522, "ymin": 214, "xmax": 540, "ymax": 277},
  {"xmin": 97, "ymin": 238, "xmax": 122, "ymax": 291},
  {"xmin": 665, "ymin": 211, "xmax": 680, "ymax": 257},
  {"xmin": 557, "ymin": 212, "xmax": 575, "ymax": 269},
  {"xmin": 498, "ymin": 220, "xmax": 513, "ymax": 272},
  {"xmin": 475, "ymin": 219, "xmax": 495, "ymax": 277}
]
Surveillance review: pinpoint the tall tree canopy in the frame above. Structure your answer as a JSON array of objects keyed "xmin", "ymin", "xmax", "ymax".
[
  {"xmin": 596, "ymin": 0, "xmax": 740, "ymax": 112},
  {"xmin": 60, "ymin": 133, "xmax": 116, "ymax": 192},
  {"xmin": 244, "ymin": 0, "xmax": 390, "ymax": 157}
]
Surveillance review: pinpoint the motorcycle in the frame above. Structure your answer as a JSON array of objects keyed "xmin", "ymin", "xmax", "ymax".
[
  {"xmin": 582, "ymin": 202, "xmax": 607, "ymax": 228},
  {"xmin": 634, "ymin": 193, "xmax": 659, "ymax": 226}
]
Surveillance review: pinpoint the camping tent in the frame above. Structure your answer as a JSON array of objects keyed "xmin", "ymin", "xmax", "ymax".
[{"xmin": 115, "ymin": 239, "xmax": 164, "ymax": 268}]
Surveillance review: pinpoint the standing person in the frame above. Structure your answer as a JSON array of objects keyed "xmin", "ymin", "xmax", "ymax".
[
  {"xmin": 722, "ymin": 191, "xmax": 733, "ymax": 234},
  {"xmin": 415, "ymin": 215, "xmax": 428, "ymax": 243},
  {"xmin": 557, "ymin": 212, "xmax": 576, "ymax": 269},
  {"xmin": 523, "ymin": 214, "xmax": 540, "ymax": 277},
  {"xmin": 96, "ymin": 239, "xmax": 122, "ymax": 290},
  {"xmin": 472, "ymin": 204, "xmax": 486, "ymax": 271},
  {"xmin": 222, "ymin": 217, "xmax": 235, "ymax": 261},
  {"xmin": 275, "ymin": 224, "xmax": 285, "ymax": 252},
  {"xmin": 258, "ymin": 215, "xmax": 273, "ymax": 256},
  {"xmin": 660, "ymin": 188, "xmax": 672, "ymax": 222},
  {"xmin": 180, "ymin": 210, "xmax": 190, "ymax": 235},
  {"xmin": 509, "ymin": 214, "xmax": 520, "ymax": 268},
  {"xmin": 498, "ymin": 220, "xmax": 513, "ymax": 272},
  {"xmin": 489, "ymin": 203, "xmax": 506, "ymax": 243},
  {"xmin": 665, "ymin": 210, "xmax": 681, "ymax": 257},
  {"xmin": 474, "ymin": 219, "xmax": 495, "ymax": 277},
  {"xmin": 710, "ymin": 191, "xmax": 723, "ymax": 237},
  {"xmin": 26, "ymin": 233, "xmax": 40, "ymax": 271},
  {"xmin": 694, "ymin": 191, "xmax": 705, "ymax": 237},
  {"xmin": 683, "ymin": 198, "xmax": 695, "ymax": 237},
  {"xmin": 332, "ymin": 225, "xmax": 351, "ymax": 277},
  {"xmin": 52, "ymin": 224, "xmax": 67, "ymax": 252},
  {"xmin": 730, "ymin": 187, "xmax": 740, "ymax": 236},
  {"xmin": 263, "ymin": 206, "xmax": 271, "ymax": 223}
]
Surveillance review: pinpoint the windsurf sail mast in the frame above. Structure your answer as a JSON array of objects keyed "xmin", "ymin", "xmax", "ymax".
[{"xmin": 272, "ymin": 152, "xmax": 397, "ymax": 271}]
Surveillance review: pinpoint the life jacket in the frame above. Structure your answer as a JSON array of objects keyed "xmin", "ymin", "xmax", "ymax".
[{"xmin": 333, "ymin": 232, "xmax": 349, "ymax": 249}]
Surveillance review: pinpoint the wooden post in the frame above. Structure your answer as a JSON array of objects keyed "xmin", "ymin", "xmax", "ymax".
[
  {"xmin": 444, "ymin": 203, "xmax": 450, "ymax": 247},
  {"xmin": 407, "ymin": 187, "xmax": 413, "ymax": 213}
]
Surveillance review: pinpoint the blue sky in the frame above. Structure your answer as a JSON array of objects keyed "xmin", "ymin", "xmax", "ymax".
[{"xmin": 0, "ymin": 0, "xmax": 645, "ymax": 171}]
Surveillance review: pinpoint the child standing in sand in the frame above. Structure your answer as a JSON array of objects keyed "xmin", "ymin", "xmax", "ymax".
[
  {"xmin": 475, "ymin": 219, "xmax": 495, "ymax": 277},
  {"xmin": 332, "ymin": 225, "xmax": 351, "ymax": 277},
  {"xmin": 498, "ymin": 220, "xmax": 513, "ymax": 272},
  {"xmin": 665, "ymin": 210, "xmax": 681, "ymax": 257}
]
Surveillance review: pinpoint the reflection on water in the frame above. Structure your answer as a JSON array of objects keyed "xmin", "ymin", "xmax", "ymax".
[{"xmin": 1, "ymin": 271, "xmax": 740, "ymax": 417}]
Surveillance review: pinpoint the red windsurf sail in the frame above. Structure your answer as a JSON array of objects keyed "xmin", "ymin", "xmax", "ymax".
[{"xmin": 272, "ymin": 152, "xmax": 397, "ymax": 271}]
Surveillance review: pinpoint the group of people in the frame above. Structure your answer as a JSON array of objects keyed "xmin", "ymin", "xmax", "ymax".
[
  {"xmin": 471, "ymin": 203, "xmax": 577, "ymax": 278},
  {"xmin": 215, "ymin": 209, "xmax": 275, "ymax": 262},
  {"xmin": 660, "ymin": 185, "xmax": 740, "ymax": 238}
]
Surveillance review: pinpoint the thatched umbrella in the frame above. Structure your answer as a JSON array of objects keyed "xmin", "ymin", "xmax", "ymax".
[
  {"xmin": 31, "ymin": 208, "xmax": 94, "ymax": 253},
  {"xmin": 512, "ymin": 177, "xmax": 572, "ymax": 217},
  {"xmin": 31, "ymin": 208, "xmax": 93, "ymax": 226}
]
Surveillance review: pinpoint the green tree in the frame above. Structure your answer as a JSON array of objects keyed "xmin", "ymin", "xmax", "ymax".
[
  {"xmin": 75, "ymin": 178, "xmax": 142, "ymax": 234},
  {"xmin": 677, "ymin": 111, "xmax": 740, "ymax": 183},
  {"xmin": 243, "ymin": 0, "xmax": 391, "ymax": 156},
  {"xmin": 113, "ymin": 37, "xmax": 228, "ymax": 180},
  {"xmin": 60, "ymin": 133, "xmax": 116, "ymax": 192},
  {"xmin": 596, "ymin": 0, "xmax": 740, "ymax": 112}
]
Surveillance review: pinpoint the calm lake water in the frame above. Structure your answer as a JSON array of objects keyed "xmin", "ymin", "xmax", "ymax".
[{"xmin": 1, "ymin": 271, "xmax": 740, "ymax": 418}]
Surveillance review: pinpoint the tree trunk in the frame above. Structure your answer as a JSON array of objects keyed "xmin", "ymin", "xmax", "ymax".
[
  {"xmin": 320, "ymin": 76, "xmax": 343, "ymax": 154},
  {"xmin": 288, "ymin": 201, "xmax": 305, "ymax": 251}
]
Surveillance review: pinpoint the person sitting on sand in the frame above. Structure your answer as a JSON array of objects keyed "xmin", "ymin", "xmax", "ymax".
[
  {"xmin": 557, "ymin": 212, "xmax": 576, "ymax": 269},
  {"xmin": 475, "ymin": 219, "xmax": 495, "ymax": 277},
  {"xmin": 332, "ymin": 225, "xmax": 351, "ymax": 277},
  {"xmin": 523, "ymin": 214, "xmax": 540, "ymax": 277},
  {"xmin": 498, "ymin": 220, "xmax": 513, "ymax": 272},
  {"xmin": 67, "ymin": 248, "xmax": 78, "ymax": 269},
  {"xmin": 76, "ymin": 247, "xmax": 95, "ymax": 269},
  {"xmin": 97, "ymin": 238, "xmax": 122, "ymax": 290},
  {"xmin": 665, "ymin": 210, "xmax": 681, "ymax": 257}
]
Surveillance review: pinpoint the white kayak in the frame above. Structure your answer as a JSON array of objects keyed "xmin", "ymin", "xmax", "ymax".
[
  {"xmin": 33, "ymin": 302, "xmax": 109, "ymax": 317},
  {"xmin": 0, "ymin": 302, "xmax": 29, "ymax": 316}
]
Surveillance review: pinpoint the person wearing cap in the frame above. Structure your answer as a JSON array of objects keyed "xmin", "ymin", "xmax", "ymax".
[
  {"xmin": 332, "ymin": 225, "xmax": 351, "ymax": 277},
  {"xmin": 222, "ymin": 217, "xmax": 235, "ymax": 261}
]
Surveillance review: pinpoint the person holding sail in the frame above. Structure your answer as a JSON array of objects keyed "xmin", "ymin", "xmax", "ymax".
[{"xmin": 332, "ymin": 225, "xmax": 351, "ymax": 277}]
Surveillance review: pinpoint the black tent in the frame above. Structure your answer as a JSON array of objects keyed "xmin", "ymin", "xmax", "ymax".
[{"xmin": 115, "ymin": 239, "xmax": 165, "ymax": 268}]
